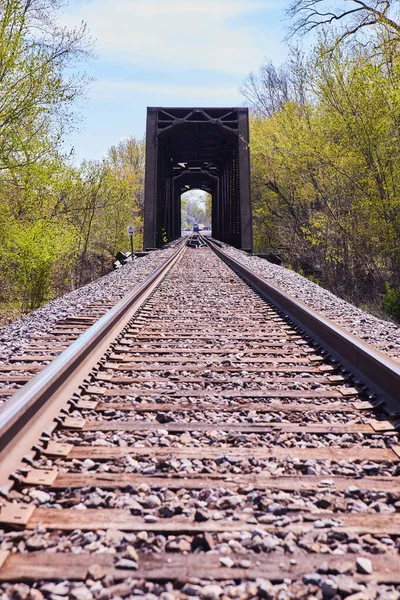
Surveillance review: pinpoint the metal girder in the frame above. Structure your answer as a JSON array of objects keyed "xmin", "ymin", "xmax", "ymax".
[{"xmin": 144, "ymin": 107, "xmax": 253, "ymax": 251}]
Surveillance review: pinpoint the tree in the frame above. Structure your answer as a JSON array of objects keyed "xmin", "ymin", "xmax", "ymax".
[
  {"xmin": 104, "ymin": 136, "xmax": 145, "ymax": 252},
  {"xmin": 0, "ymin": 0, "xmax": 92, "ymax": 172},
  {"xmin": 242, "ymin": 50, "xmax": 310, "ymax": 116},
  {"xmin": 0, "ymin": 135, "xmax": 147, "ymax": 316},
  {"xmin": 0, "ymin": 4, "xmax": 149, "ymax": 322},
  {"xmin": 287, "ymin": 0, "xmax": 400, "ymax": 47},
  {"xmin": 246, "ymin": 39, "xmax": 400, "ymax": 309},
  {"xmin": 241, "ymin": 61, "xmax": 293, "ymax": 117}
]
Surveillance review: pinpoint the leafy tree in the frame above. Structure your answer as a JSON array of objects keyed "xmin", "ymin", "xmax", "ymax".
[
  {"xmin": 0, "ymin": 4, "xmax": 149, "ymax": 324},
  {"xmin": 246, "ymin": 37, "xmax": 400, "ymax": 312},
  {"xmin": 0, "ymin": 0, "xmax": 92, "ymax": 171},
  {"xmin": 0, "ymin": 218, "xmax": 75, "ymax": 310},
  {"xmin": 0, "ymin": 0, "xmax": 94, "ymax": 320},
  {"xmin": 105, "ymin": 136, "xmax": 145, "ymax": 251}
]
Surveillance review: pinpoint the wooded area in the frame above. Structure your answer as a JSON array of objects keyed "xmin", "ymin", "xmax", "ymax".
[
  {"xmin": 0, "ymin": 0, "xmax": 144, "ymax": 324},
  {"xmin": 244, "ymin": 0, "xmax": 400, "ymax": 320}
]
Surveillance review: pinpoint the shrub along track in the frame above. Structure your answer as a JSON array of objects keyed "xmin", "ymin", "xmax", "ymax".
[{"xmin": 0, "ymin": 240, "xmax": 400, "ymax": 598}]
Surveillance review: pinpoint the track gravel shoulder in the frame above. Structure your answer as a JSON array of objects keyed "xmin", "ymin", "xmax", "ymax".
[
  {"xmin": 219, "ymin": 243, "xmax": 400, "ymax": 360},
  {"xmin": 0, "ymin": 245, "xmax": 179, "ymax": 363}
]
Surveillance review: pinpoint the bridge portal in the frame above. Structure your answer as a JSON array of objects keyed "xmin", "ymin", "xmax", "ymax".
[{"xmin": 143, "ymin": 107, "xmax": 252, "ymax": 251}]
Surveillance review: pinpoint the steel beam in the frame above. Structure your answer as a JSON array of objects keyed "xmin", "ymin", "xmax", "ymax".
[
  {"xmin": 144, "ymin": 107, "xmax": 253, "ymax": 251},
  {"xmin": 144, "ymin": 108, "xmax": 158, "ymax": 250},
  {"xmin": 238, "ymin": 109, "xmax": 253, "ymax": 252}
]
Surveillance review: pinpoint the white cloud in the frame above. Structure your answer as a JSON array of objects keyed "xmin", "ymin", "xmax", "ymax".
[
  {"xmin": 62, "ymin": 0, "xmax": 283, "ymax": 75},
  {"xmin": 92, "ymin": 79, "xmax": 241, "ymax": 101}
]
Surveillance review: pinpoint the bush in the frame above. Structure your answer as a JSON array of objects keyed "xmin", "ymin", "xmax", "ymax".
[
  {"xmin": 0, "ymin": 219, "xmax": 76, "ymax": 312},
  {"xmin": 382, "ymin": 282, "xmax": 400, "ymax": 322}
]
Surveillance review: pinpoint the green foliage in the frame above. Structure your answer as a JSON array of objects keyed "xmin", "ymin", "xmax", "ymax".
[
  {"xmin": 0, "ymin": 134, "xmax": 146, "ymax": 321},
  {"xmin": 307, "ymin": 274, "xmax": 321, "ymax": 286},
  {"xmin": 105, "ymin": 136, "xmax": 145, "ymax": 253},
  {"xmin": 246, "ymin": 35, "xmax": 400, "ymax": 309},
  {"xmin": 382, "ymin": 283, "xmax": 400, "ymax": 321},
  {"xmin": 1, "ymin": 218, "xmax": 75, "ymax": 310},
  {"xmin": 0, "ymin": 3, "xmax": 145, "ymax": 324},
  {"xmin": 0, "ymin": 0, "xmax": 91, "ymax": 171},
  {"xmin": 63, "ymin": 137, "xmax": 145, "ymax": 287}
]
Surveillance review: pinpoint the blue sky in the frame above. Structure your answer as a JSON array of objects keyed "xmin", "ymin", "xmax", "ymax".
[{"xmin": 60, "ymin": 0, "xmax": 289, "ymax": 162}]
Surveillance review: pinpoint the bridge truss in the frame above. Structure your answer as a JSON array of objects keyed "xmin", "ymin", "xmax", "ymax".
[{"xmin": 143, "ymin": 107, "xmax": 253, "ymax": 251}]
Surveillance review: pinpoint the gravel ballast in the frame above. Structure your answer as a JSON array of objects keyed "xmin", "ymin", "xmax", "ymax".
[
  {"xmin": 0, "ymin": 244, "xmax": 180, "ymax": 364},
  {"xmin": 2, "ymin": 238, "xmax": 399, "ymax": 364},
  {"xmin": 1, "ymin": 245, "xmax": 400, "ymax": 599},
  {"xmin": 218, "ymin": 243, "xmax": 400, "ymax": 360}
]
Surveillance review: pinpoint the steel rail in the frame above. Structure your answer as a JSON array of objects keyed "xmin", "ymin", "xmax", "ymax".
[
  {"xmin": 0, "ymin": 241, "xmax": 187, "ymax": 490},
  {"xmin": 205, "ymin": 238, "xmax": 400, "ymax": 409}
]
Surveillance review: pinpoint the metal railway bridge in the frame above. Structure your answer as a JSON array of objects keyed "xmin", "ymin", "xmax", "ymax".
[{"xmin": 143, "ymin": 107, "xmax": 253, "ymax": 252}]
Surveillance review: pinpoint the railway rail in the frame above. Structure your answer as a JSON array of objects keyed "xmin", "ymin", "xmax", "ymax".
[{"xmin": 0, "ymin": 237, "xmax": 400, "ymax": 598}]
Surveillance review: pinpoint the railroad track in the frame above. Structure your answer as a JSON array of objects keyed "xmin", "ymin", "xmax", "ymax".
[{"xmin": 0, "ymin": 237, "xmax": 400, "ymax": 598}]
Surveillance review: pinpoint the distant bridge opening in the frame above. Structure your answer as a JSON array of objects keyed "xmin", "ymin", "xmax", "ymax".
[
  {"xmin": 144, "ymin": 107, "xmax": 252, "ymax": 251},
  {"xmin": 181, "ymin": 189, "xmax": 211, "ymax": 232}
]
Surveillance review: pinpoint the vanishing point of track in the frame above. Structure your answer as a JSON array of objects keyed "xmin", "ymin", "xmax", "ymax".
[{"xmin": 0, "ymin": 238, "xmax": 400, "ymax": 595}]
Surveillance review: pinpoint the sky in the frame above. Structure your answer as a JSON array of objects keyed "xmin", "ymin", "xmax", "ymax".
[{"xmin": 60, "ymin": 0, "xmax": 290, "ymax": 162}]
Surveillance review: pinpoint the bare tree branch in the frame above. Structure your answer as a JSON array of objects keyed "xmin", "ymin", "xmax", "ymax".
[
  {"xmin": 240, "ymin": 61, "xmax": 294, "ymax": 116},
  {"xmin": 287, "ymin": 0, "xmax": 400, "ymax": 46}
]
